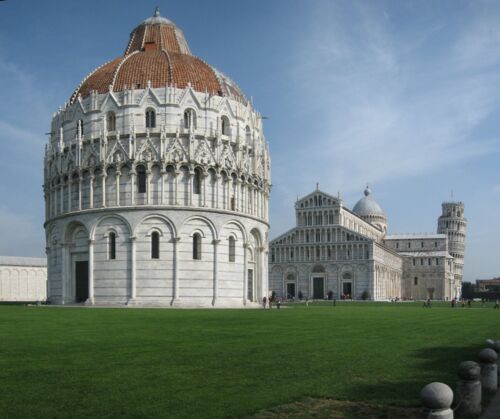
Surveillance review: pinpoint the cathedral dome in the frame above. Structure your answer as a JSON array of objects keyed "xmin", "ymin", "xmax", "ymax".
[
  {"xmin": 353, "ymin": 187, "xmax": 387, "ymax": 233},
  {"xmin": 353, "ymin": 187, "xmax": 385, "ymax": 217},
  {"xmin": 70, "ymin": 7, "xmax": 246, "ymax": 104}
]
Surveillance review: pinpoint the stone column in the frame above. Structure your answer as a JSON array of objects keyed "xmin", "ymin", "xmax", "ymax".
[
  {"xmin": 60, "ymin": 184, "xmax": 64, "ymax": 214},
  {"xmin": 88, "ymin": 239, "xmax": 94, "ymax": 305},
  {"xmin": 101, "ymin": 172, "xmax": 107, "ymax": 207},
  {"xmin": 173, "ymin": 237, "xmax": 181, "ymax": 303},
  {"xmin": 202, "ymin": 172, "xmax": 207, "ymax": 207},
  {"xmin": 188, "ymin": 172, "xmax": 193, "ymax": 206},
  {"xmin": 89, "ymin": 175, "xmax": 94, "ymax": 208},
  {"xmin": 455, "ymin": 361, "xmax": 481, "ymax": 418},
  {"xmin": 130, "ymin": 170, "xmax": 136, "ymax": 206},
  {"xmin": 146, "ymin": 170, "xmax": 151, "ymax": 205},
  {"xmin": 115, "ymin": 171, "xmax": 121, "ymax": 206},
  {"xmin": 174, "ymin": 170, "xmax": 179, "ymax": 205},
  {"xmin": 420, "ymin": 382, "xmax": 454, "ymax": 419},
  {"xmin": 479, "ymin": 348, "xmax": 498, "ymax": 393},
  {"xmin": 78, "ymin": 175, "xmax": 82, "ymax": 210},
  {"xmin": 215, "ymin": 173, "xmax": 220, "ymax": 209},
  {"xmin": 67, "ymin": 179, "xmax": 72, "ymax": 212},
  {"xmin": 241, "ymin": 182, "xmax": 246, "ymax": 213},
  {"xmin": 235, "ymin": 179, "xmax": 240, "ymax": 211},
  {"xmin": 61, "ymin": 243, "xmax": 67, "ymax": 304},
  {"xmin": 212, "ymin": 239, "xmax": 220, "ymax": 306},
  {"xmin": 130, "ymin": 236, "xmax": 137, "ymax": 301},
  {"xmin": 160, "ymin": 169, "xmax": 166, "ymax": 205},
  {"xmin": 243, "ymin": 243, "xmax": 248, "ymax": 305}
]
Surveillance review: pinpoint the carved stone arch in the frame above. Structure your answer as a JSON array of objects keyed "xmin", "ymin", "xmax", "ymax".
[
  {"xmin": 90, "ymin": 214, "xmax": 132, "ymax": 240},
  {"xmin": 189, "ymin": 228, "xmax": 206, "ymax": 239},
  {"xmin": 46, "ymin": 223, "xmax": 61, "ymax": 244},
  {"xmin": 132, "ymin": 214, "xmax": 177, "ymax": 239},
  {"xmin": 102, "ymin": 226, "xmax": 120, "ymax": 239},
  {"xmin": 64, "ymin": 220, "xmax": 90, "ymax": 243},
  {"xmin": 180, "ymin": 215, "xmax": 218, "ymax": 240},
  {"xmin": 249, "ymin": 227, "xmax": 263, "ymax": 248},
  {"xmin": 221, "ymin": 219, "xmax": 248, "ymax": 243}
]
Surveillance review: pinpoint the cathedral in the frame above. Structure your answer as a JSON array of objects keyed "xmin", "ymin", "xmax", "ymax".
[
  {"xmin": 44, "ymin": 8, "xmax": 271, "ymax": 307},
  {"xmin": 269, "ymin": 186, "xmax": 466, "ymax": 301}
]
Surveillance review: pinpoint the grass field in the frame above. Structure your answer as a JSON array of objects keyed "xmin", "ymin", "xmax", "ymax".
[{"xmin": 0, "ymin": 301, "xmax": 498, "ymax": 418}]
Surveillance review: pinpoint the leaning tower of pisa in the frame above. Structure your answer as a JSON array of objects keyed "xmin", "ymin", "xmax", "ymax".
[{"xmin": 437, "ymin": 201, "xmax": 467, "ymax": 293}]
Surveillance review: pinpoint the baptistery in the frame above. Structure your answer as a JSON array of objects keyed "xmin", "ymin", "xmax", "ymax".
[{"xmin": 44, "ymin": 8, "xmax": 271, "ymax": 307}]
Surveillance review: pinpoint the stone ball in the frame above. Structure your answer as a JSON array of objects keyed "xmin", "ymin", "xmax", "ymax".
[
  {"xmin": 493, "ymin": 340, "xmax": 500, "ymax": 353},
  {"xmin": 479, "ymin": 348, "xmax": 498, "ymax": 363},
  {"xmin": 420, "ymin": 382, "xmax": 454, "ymax": 409},
  {"xmin": 458, "ymin": 361, "xmax": 480, "ymax": 380}
]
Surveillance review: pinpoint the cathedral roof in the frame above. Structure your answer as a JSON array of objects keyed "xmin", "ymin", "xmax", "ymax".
[
  {"xmin": 352, "ymin": 187, "xmax": 386, "ymax": 218},
  {"xmin": 70, "ymin": 7, "xmax": 246, "ymax": 104}
]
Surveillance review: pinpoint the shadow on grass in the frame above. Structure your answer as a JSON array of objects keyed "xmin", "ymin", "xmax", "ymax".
[{"xmin": 342, "ymin": 343, "xmax": 482, "ymax": 407}]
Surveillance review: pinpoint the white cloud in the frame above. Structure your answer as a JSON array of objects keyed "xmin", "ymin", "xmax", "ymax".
[{"xmin": 280, "ymin": 1, "xmax": 500, "ymax": 195}]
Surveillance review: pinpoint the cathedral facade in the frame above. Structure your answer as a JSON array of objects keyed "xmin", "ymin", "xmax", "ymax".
[
  {"xmin": 269, "ymin": 187, "xmax": 466, "ymax": 301},
  {"xmin": 44, "ymin": 9, "xmax": 271, "ymax": 307}
]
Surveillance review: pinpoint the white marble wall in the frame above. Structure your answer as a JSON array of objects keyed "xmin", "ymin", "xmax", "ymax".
[{"xmin": 0, "ymin": 260, "xmax": 47, "ymax": 302}]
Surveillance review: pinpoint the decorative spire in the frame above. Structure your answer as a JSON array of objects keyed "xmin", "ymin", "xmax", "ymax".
[
  {"xmin": 316, "ymin": 182, "xmax": 319, "ymax": 191},
  {"xmin": 154, "ymin": 6, "xmax": 161, "ymax": 17}
]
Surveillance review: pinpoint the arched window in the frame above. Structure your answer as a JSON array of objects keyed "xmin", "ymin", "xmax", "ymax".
[
  {"xmin": 193, "ymin": 168, "xmax": 201, "ymax": 195},
  {"xmin": 184, "ymin": 109, "xmax": 196, "ymax": 129},
  {"xmin": 108, "ymin": 232, "xmax": 116, "ymax": 260},
  {"xmin": 151, "ymin": 232, "xmax": 160, "ymax": 259},
  {"xmin": 228, "ymin": 236, "xmax": 236, "ymax": 262},
  {"xmin": 107, "ymin": 111, "xmax": 116, "ymax": 132},
  {"xmin": 193, "ymin": 233, "xmax": 201, "ymax": 260},
  {"xmin": 145, "ymin": 108, "xmax": 156, "ymax": 128},
  {"xmin": 137, "ymin": 165, "xmax": 147, "ymax": 193},
  {"xmin": 221, "ymin": 116, "xmax": 229, "ymax": 135}
]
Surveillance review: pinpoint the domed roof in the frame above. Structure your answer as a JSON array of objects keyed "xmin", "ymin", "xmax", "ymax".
[
  {"xmin": 70, "ymin": 8, "xmax": 246, "ymax": 104},
  {"xmin": 352, "ymin": 187, "xmax": 386, "ymax": 217}
]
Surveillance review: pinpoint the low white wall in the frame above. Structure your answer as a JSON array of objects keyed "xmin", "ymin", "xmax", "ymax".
[{"xmin": 0, "ymin": 257, "xmax": 47, "ymax": 302}]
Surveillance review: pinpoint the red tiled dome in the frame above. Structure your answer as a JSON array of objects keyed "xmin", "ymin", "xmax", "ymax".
[{"xmin": 70, "ymin": 8, "xmax": 246, "ymax": 104}]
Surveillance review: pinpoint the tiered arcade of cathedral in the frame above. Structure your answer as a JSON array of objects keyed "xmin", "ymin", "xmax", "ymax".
[
  {"xmin": 44, "ymin": 9, "xmax": 271, "ymax": 307},
  {"xmin": 269, "ymin": 186, "xmax": 466, "ymax": 301}
]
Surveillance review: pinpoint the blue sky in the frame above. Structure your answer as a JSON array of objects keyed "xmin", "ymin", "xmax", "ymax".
[{"xmin": 0, "ymin": 0, "xmax": 499, "ymax": 282}]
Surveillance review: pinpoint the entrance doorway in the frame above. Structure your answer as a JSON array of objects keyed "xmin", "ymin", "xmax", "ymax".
[
  {"xmin": 286, "ymin": 282, "xmax": 296, "ymax": 299},
  {"xmin": 342, "ymin": 282, "xmax": 352, "ymax": 299},
  {"xmin": 313, "ymin": 277, "xmax": 324, "ymax": 299},
  {"xmin": 247, "ymin": 269, "xmax": 254, "ymax": 302},
  {"xmin": 75, "ymin": 261, "xmax": 89, "ymax": 303}
]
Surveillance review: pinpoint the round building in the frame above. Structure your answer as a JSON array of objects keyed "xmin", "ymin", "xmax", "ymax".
[{"xmin": 44, "ymin": 8, "xmax": 271, "ymax": 307}]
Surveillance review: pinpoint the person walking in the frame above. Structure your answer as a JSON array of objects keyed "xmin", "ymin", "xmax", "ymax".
[
  {"xmin": 262, "ymin": 296, "xmax": 267, "ymax": 309},
  {"xmin": 494, "ymin": 299, "xmax": 499, "ymax": 310}
]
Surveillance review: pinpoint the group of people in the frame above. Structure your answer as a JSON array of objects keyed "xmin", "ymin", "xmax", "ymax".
[
  {"xmin": 450, "ymin": 298, "xmax": 500, "ymax": 309},
  {"xmin": 262, "ymin": 296, "xmax": 281, "ymax": 309}
]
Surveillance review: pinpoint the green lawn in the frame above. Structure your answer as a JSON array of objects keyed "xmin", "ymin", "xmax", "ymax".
[{"xmin": 0, "ymin": 302, "xmax": 498, "ymax": 418}]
